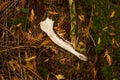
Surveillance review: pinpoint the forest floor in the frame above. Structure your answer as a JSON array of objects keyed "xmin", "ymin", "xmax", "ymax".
[{"xmin": 0, "ymin": 0, "xmax": 120, "ymax": 80}]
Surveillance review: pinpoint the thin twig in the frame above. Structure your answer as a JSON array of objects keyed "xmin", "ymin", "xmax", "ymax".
[
  {"xmin": 90, "ymin": 35, "xmax": 96, "ymax": 47},
  {"xmin": 0, "ymin": 45, "xmax": 36, "ymax": 53},
  {"xmin": 0, "ymin": 23, "xmax": 18, "ymax": 39},
  {"xmin": 23, "ymin": 66, "xmax": 44, "ymax": 80}
]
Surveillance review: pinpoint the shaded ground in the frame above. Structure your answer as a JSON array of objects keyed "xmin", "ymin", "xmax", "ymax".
[{"xmin": 0, "ymin": 0, "xmax": 120, "ymax": 80}]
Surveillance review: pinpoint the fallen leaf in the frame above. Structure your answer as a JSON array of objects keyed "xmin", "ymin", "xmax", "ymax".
[
  {"xmin": 112, "ymin": 38, "xmax": 115, "ymax": 44},
  {"xmin": 0, "ymin": 74, "xmax": 5, "ymax": 80},
  {"xmin": 28, "ymin": 75, "xmax": 34, "ymax": 80},
  {"xmin": 57, "ymin": 14, "xmax": 66, "ymax": 27},
  {"xmin": 110, "ymin": 11, "xmax": 115, "ymax": 18},
  {"xmin": 25, "ymin": 59, "xmax": 36, "ymax": 71},
  {"xmin": 102, "ymin": 26, "xmax": 108, "ymax": 31},
  {"xmin": 112, "ymin": 38, "xmax": 119, "ymax": 48},
  {"xmin": 109, "ymin": 32, "xmax": 116, "ymax": 36},
  {"xmin": 44, "ymin": 58, "xmax": 49, "ymax": 62},
  {"xmin": 55, "ymin": 74, "xmax": 65, "ymax": 80},
  {"xmin": 0, "ymin": 1, "xmax": 9, "ymax": 11},
  {"xmin": 24, "ymin": 52, "xmax": 36, "ymax": 71},
  {"xmin": 78, "ymin": 14, "xmax": 85, "ymax": 21},
  {"xmin": 8, "ymin": 60, "xmax": 20, "ymax": 71},
  {"xmin": 60, "ymin": 58, "xmax": 66, "ymax": 64},
  {"xmin": 21, "ymin": 0, "xmax": 26, "ymax": 8},
  {"xmin": 0, "ymin": 32, "xmax": 5, "ymax": 39},
  {"xmin": 54, "ymin": 27, "xmax": 66, "ymax": 37},
  {"xmin": 11, "ymin": 76, "xmax": 20, "ymax": 80},
  {"xmin": 37, "ymin": 33, "xmax": 44, "ymax": 40},
  {"xmin": 92, "ymin": 67, "xmax": 97, "ymax": 80},
  {"xmin": 17, "ymin": 23, "xmax": 22, "ymax": 28},
  {"xmin": 39, "ymin": 39, "xmax": 52, "ymax": 47},
  {"xmin": 22, "ymin": 31, "xmax": 37, "ymax": 43},
  {"xmin": 104, "ymin": 49, "xmax": 112, "ymax": 66},
  {"xmin": 48, "ymin": 11, "xmax": 58, "ymax": 15},
  {"xmin": 50, "ymin": 46, "xmax": 58, "ymax": 54},
  {"xmin": 115, "ymin": 40, "xmax": 120, "ymax": 48},
  {"xmin": 76, "ymin": 62, "xmax": 80, "ymax": 71},
  {"xmin": 25, "ymin": 56, "xmax": 36, "ymax": 62},
  {"xmin": 29, "ymin": 9, "xmax": 35, "ymax": 22}
]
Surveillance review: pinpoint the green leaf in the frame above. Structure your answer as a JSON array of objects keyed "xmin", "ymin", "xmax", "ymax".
[
  {"xmin": 102, "ymin": 65, "xmax": 113, "ymax": 80},
  {"xmin": 97, "ymin": 37, "xmax": 101, "ymax": 44},
  {"xmin": 21, "ymin": 8, "xmax": 29, "ymax": 13}
]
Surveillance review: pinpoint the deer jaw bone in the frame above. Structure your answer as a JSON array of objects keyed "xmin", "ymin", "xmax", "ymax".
[
  {"xmin": 40, "ymin": 17, "xmax": 87, "ymax": 61},
  {"xmin": 40, "ymin": 17, "xmax": 54, "ymax": 34}
]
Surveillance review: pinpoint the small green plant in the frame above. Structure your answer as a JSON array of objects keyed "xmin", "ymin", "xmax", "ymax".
[
  {"xmin": 69, "ymin": 0, "xmax": 78, "ymax": 48},
  {"xmin": 8, "ymin": 8, "xmax": 32, "ymax": 32}
]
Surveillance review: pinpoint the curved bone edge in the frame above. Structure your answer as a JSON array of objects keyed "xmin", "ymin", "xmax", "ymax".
[{"xmin": 40, "ymin": 17, "xmax": 87, "ymax": 61}]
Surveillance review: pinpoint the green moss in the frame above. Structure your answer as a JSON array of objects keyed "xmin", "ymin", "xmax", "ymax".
[{"xmin": 102, "ymin": 65, "xmax": 113, "ymax": 80}]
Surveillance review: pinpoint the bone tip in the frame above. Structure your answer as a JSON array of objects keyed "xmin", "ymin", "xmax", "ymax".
[{"xmin": 79, "ymin": 55, "xmax": 88, "ymax": 61}]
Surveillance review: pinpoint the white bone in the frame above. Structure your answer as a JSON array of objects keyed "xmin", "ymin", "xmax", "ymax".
[{"xmin": 40, "ymin": 17, "xmax": 87, "ymax": 61}]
